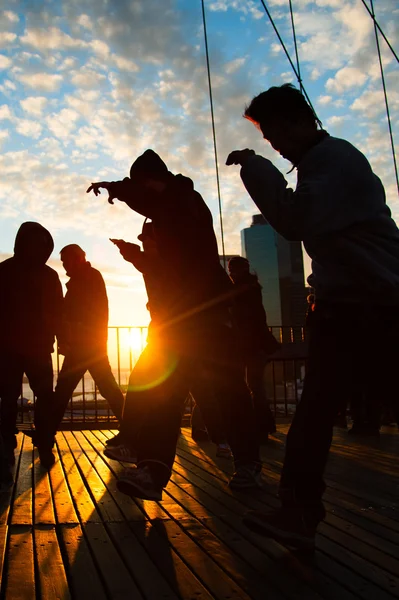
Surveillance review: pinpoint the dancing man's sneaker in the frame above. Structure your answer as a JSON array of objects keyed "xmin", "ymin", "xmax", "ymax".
[
  {"xmin": 105, "ymin": 432, "xmax": 123, "ymax": 447},
  {"xmin": 216, "ymin": 443, "xmax": 233, "ymax": 459},
  {"xmin": 243, "ymin": 508, "xmax": 316, "ymax": 551},
  {"xmin": 117, "ymin": 466, "xmax": 163, "ymax": 501},
  {"xmin": 104, "ymin": 444, "xmax": 137, "ymax": 463},
  {"xmin": 229, "ymin": 464, "xmax": 263, "ymax": 490}
]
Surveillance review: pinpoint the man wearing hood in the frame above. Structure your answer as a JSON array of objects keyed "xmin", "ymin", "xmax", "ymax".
[
  {"xmin": 87, "ymin": 150, "xmax": 261, "ymax": 501},
  {"xmin": 0, "ymin": 222, "xmax": 63, "ymax": 468},
  {"xmin": 47, "ymin": 244, "xmax": 124, "ymax": 456}
]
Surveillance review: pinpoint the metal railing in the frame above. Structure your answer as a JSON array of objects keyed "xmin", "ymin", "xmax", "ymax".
[{"xmin": 17, "ymin": 325, "xmax": 307, "ymax": 429}]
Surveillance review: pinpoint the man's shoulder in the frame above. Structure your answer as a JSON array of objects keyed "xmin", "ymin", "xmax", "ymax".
[{"xmin": 43, "ymin": 264, "xmax": 60, "ymax": 279}]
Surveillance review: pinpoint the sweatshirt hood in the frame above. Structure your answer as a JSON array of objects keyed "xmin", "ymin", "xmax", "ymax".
[{"xmin": 14, "ymin": 222, "xmax": 54, "ymax": 266}]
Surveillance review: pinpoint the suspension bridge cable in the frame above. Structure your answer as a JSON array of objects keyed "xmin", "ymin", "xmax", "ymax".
[
  {"xmin": 370, "ymin": 0, "xmax": 399, "ymax": 195},
  {"xmin": 201, "ymin": 0, "xmax": 227, "ymax": 267},
  {"xmin": 288, "ymin": 0, "xmax": 302, "ymax": 94},
  {"xmin": 258, "ymin": 0, "xmax": 318, "ymax": 121},
  {"xmin": 361, "ymin": 0, "xmax": 399, "ymax": 65}
]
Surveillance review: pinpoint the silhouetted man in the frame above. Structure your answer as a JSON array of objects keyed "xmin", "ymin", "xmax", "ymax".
[
  {"xmin": 87, "ymin": 149, "xmax": 261, "ymax": 500},
  {"xmin": 228, "ymin": 256, "xmax": 279, "ymax": 442},
  {"xmin": 0, "ymin": 222, "xmax": 63, "ymax": 469},
  {"xmin": 46, "ymin": 245, "xmax": 124, "ymax": 466},
  {"xmin": 227, "ymin": 83, "xmax": 399, "ymax": 550}
]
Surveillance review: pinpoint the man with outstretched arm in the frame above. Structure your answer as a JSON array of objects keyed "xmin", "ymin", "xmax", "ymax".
[
  {"xmin": 87, "ymin": 149, "xmax": 261, "ymax": 500},
  {"xmin": 226, "ymin": 83, "xmax": 399, "ymax": 551}
]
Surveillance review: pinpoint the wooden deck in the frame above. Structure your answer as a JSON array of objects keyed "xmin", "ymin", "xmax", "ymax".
[{"xmin": 0, "ymin": 425, "xmax": 398, "ymax": 600}]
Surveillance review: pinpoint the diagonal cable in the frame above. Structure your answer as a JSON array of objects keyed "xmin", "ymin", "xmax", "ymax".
[
  {"xmin": 201, "ymin": 0, "xmax": 227, "ymax": 267},
  {"xmin": 370, "ymin": 0, "xmax": 399, "ymax": 195}
]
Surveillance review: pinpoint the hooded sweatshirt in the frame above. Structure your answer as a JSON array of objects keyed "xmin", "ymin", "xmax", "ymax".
[
  {"xmin": 240, "ymin": 135, "xmax": 399, "ymax": 305},
  {"xmin": 0, "ymin": 222, "xmax": 63, "ymax": 355},
  {"xmin": 107, "ymin": 165, "xmax": 234, "ymax": 335}
]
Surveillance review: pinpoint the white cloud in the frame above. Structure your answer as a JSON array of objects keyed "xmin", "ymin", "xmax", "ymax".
[
  {"xmin": 113, "ymin": 55, "xmax": 140, "ymax": 72},
  {"xmin": 351, "ymin": 89, "xmax": 399, "ymax": 117},
  {"xmin": 326, "ymin": 115, "xmax": 346, "ymax": 126},
  {"xmin": 2, "ymin": 11, "xmax": 19, "ymax": 23},
  {"xmin": 77, "ymin": 14, "xmax": 92, "ymax": 30},
  {"xmin": 0, "ymin": 32, "xmax": 17, "ymax": 46},
  {"xmin": 15, "ymin": 118, "xmax": 42, "ymax": 139},
  {"xmin": 16, "ymin": 72, "xmax": 63, "ymax": 91},
  {"xmin": 70, "ymin": 69, "xmax": 106, "ymax": 88},
  {"xmin": 21, "ymin": 27, "xmax": 85, "ymax": 51},
  {"xmin": 326, "ymin": 66, "xmax": 368, "ymax": 94},
  {"xmin": 318, "ymin": 95, "xmax": 332, "ymax": 105},
  {"xmin": 0, "ymin": 55, "xmax": 11, "ymax": 69},
  {"xmin": 224, "ymin": 57, "xmax": 246, "ymax": 74},
  {"xmin": 0, "ymin": 130, "xmax": 9, "ymax": 147},
  {"xmin": 0, "ymin": 105, "xmax": 12, "ymax": 119},
  {"xmin": 46, "ymin": 108, "xmax": 80, "ymax": 139},
  {"xmin": 90, "ymin": 39, "xmax": 110, "ymax": 58},
  {"xmin": 20, "ymin": 96, "xmax": 48, "ymax": 116}
]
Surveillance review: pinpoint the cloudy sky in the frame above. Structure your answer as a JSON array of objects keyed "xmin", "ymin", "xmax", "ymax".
[{"xmin": 0, "ymin": 0, "xmax": 398, "ymax": 326}]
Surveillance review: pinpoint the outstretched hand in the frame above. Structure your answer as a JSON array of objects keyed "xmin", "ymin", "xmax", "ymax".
[
  {"xmin": 87, "ymin": 181, "xmax": 116, "ymax": 204},
  {"xmin": 226, "ymin": 149, "xmax": 255, "ymax": 167}
]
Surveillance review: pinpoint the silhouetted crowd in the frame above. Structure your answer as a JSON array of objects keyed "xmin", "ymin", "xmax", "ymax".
[{"xmin": 1, "ymin": 83, "xmax": 399, "ymax": 552}]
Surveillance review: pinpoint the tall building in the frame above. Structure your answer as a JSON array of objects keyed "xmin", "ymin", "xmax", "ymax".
[{"xmin": 241, "ymin": 214, "xmax": 307, "ymax": 327}]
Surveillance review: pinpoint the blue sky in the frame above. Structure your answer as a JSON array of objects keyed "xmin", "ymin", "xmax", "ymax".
[{"xmin": 0, "ymin": 0, "xmax": 398, "ymax": 325}]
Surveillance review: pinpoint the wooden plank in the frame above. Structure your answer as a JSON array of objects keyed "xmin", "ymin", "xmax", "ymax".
[
  {"xmin": 0, "ymin": 433, "xmax": 23, "ymax": 525},
  {"xmin": 173, "ymin": 517, "xmax": 285, "ymax": 600},
  {"xmin": 58, "ymin": 524, "xmax": 107, "ymax": 600},
  {"xmin": 79, "ymin": 430, "xmax": 147, "ymax": 522},
  {"xmin": 159, "ymin": 519, "xmax": 252, "ymax": 600},
  {"xmin": 85, "ymin": 430, "xmax": 167, "ymax": 522},
  {"xmin": 35, "ymin": 526, "xmax": 71, "ymax": 600},
  {"xmin": 170, "ymin": 457, "xmax": 391, "ymax": 600},
  {"xmin": 0, "ymin": 524, "xmax": 8, "ymax": 590},
  {"xmin": 107, "ymin": 522, "xmax": 179, "ymax": 600},
  {"xmin": 63, "ymin": 432, "xmax": 124, "ymax": 524},
  {"xmin": 11, "ymin": 437, "xmax": 33, "ymax": 526},
  {"xmin": 4, "ymin": 525, "xmax": 35, "ymax": 599},
  {"xmin": 32, "ymin": 449, "xmax": 55, "ymax": 526},
  {"xmin": 47, "ymin": 444, "xmax": 78, "ymax": 525},
  {"xmin": 165, "ymin": 477, "xmax": 327, "ymax": 600},
  {"xmin": 56, "ymin": 433, "xmax": 102, "ymax": 524},
  {"xmin": 130, "ymin": 520, "xmax": 215, "ymax": 600},
  {"xmin": 83, "ymin": 521, "xmax": 144, "ymax": 599}
]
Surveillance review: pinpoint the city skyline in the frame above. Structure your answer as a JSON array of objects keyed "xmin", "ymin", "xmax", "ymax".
[{"xmin": 0, "ymin": 0, "xmax": 397, "ymax": 325}]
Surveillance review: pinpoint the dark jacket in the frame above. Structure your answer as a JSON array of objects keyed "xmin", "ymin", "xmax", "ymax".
[
  {"xmin": 0, "ymin": 222, "xmax": 63, "ymax": 356},
  {"xmin": 232, "ymin": 273, "xmax": 280, "ymax": 356},
  {"xmin": 108, "ymin": 169, "xmax": 234, "ymax": 335},
  {"xmin": 63, "ymin": 262, "xmax": 109, "ymax": 352}
]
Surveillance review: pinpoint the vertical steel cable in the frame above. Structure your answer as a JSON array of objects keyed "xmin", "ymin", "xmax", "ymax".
[
  {"xmin": 258, "ymin": 0, "xmax": 319, "ymax": 121},
  {"xmin": 361, "ymin": 0, "xmax": 399, "ymax": 64},
  {"xmin": 370, "ymin": 0, "xmax": 399, "ymax": 195},
  {"xmin": 288, "ymin": 0, "xmax": 302, "ymax": 93},
  {"xmin": 201, "ymin": 0, "xmax": 227, "ymax": 267}
]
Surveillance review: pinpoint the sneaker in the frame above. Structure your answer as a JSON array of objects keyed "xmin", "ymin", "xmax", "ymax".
[
  {"xmin": 117, "ymin": 466, "xmax": 163, "ymax": 501},
  {"xmin": 105, "ymin": 432, "xmax": 123, "ymax": 447},
  {"xmin": 103, "ymin": 444, "xmax": 137, "ymax": 464},
  {"xmin": 216, "ymin": 443, "xmax": 232, "ymax": 459},
  {"xmin": 38, "ymin": 447, "xmax": 55, "ymax": 469},
  {"xmin": 243, "ymin": 508, "xmax": 316, "ymax": 551},
  {"xmin": 229, "ymin": 465, "xmax": 263, "ymax": 490}
]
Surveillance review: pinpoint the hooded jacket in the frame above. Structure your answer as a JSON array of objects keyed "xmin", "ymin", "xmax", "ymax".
[
  {"xmin": 240, "ymin": 135, "xmax": 399, "ymax": 305},
  {"xmin": 107, "ymin": 163, "xmax": 234, "ymax": 335},
  {"xmin": 0, "ymin": 222, "xmax": 63, "ymax": 355}
]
